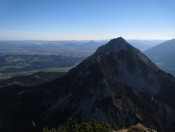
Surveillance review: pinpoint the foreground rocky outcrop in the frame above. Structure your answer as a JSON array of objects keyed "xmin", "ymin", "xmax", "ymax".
[{"xmin": 116, "ymin": 123, "xmax": 157, "ymax": 132}]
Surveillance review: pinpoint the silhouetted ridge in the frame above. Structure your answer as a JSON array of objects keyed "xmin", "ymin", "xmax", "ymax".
[
  {"xmin": 108, "ymin": 37, "xmax": 127, "ymax": 44},
  {"xmin": 95, "ymin": 37, "xmax": 133, "ymax": 55}
]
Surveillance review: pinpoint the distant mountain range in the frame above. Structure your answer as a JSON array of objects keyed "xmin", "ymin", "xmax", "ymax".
[
  {"xmin": 0, "ymin": 40, "xmax": 161, "ymax": 57},
  {"xmin": 0, "ymin": 40, "xmax": 163, "ymax": 79},
  {"xmin": 128, "ymin": 39, "xmax": 163, "ymax": 51},
  {"xmin": 0, "ymin": 40, "xmax": 105, "ymax": 57},
  {"xmin": 0, "ymin": 39, "xmax": 161, "ymax": 79},
  {"xmin": 0, "ymin": 37, "xmax": 175, "ymax": 132},
  {"xmin": 144, "ymin": 39, "xmax": 175, "ymax": 76}
]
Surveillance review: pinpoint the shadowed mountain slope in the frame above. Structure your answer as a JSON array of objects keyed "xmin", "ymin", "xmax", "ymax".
[{"xmin": 0, "ymin": 37, "xmax": 175, "ymax": 132}]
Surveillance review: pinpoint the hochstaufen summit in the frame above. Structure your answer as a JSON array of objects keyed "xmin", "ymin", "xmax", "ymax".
[
  {"xmin": 92, "ymin": 37, "xmax": 169, "ymax": 94},
  {"xmin": 96, "ymin": 37, "xmax": 133, "ymax": 55},
  {"xmin": 0, "ymin": 37, "xmax": 175, "ymax": 132}
]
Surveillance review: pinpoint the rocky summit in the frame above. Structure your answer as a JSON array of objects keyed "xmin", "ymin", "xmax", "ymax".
[{"xmin": 0, "ymin": 37, "xmax": 175, "ymax": 132}]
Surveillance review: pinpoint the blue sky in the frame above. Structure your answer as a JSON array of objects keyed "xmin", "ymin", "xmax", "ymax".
[{"xmin": 0, "ymin": 0, "xmax": 175, "ymax": 40}]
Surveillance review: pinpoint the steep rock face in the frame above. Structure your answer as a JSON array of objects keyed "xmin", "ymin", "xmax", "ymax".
[
  {"xmin": 0, "ymin": 37, "xmax": 175, "ymax": 132},
  {"xmin": 93, "ymin": 38, "xmax": 160, "ymax": 94}
]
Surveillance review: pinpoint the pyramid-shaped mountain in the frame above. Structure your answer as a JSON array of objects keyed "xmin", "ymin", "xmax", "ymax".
[{"xmin": 1, "ymin": 37, "xmax": 175, "ymax": 132}]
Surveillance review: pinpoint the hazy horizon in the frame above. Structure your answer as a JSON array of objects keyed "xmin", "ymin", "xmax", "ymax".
[
  {"xmin": 0, "ymin": 38, "xmax": 167, "ymax": 42},
  {"xmin": 0, "ymin": 0, "xmax": 175, "ymax": 40}
]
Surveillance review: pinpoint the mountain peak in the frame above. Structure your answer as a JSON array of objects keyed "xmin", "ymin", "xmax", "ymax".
[
  {"xmin": 108, "ymin": 37, "xmax": 126, "ymax": 43},
  {"xmin": 95, "ymin": 37, "xmax": 132, "ymax": 55}
]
